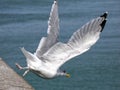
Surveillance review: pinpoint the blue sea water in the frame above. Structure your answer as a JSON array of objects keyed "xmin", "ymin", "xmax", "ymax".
[{"xmin": 0, "ymin": 0, "xmax": 120, "ymax": 90}]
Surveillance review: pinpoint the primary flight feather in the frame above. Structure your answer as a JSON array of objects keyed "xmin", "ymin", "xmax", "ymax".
[{"xmin": 16, "ymin": 0, "xmax": 108, "ymax": 79}]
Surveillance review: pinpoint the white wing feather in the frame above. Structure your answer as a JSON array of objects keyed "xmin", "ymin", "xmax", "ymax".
[
  {"xmin": 35, "ymin": 0, "xmax": 59, "ymax": 58},
  {"xmin": 42, "ymin": 15, "xmax": 107, "ymax": 70}
]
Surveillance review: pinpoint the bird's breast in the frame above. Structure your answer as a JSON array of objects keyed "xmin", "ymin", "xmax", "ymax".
[{"xmin": 31, "ymin": 66, "xmax": 57, "ymax": 79}]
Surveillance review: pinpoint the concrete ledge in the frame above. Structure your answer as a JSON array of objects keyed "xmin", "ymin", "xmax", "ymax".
[{"xmin": 0, "ymin": 58, "xmax": 34, "ymax": 90}]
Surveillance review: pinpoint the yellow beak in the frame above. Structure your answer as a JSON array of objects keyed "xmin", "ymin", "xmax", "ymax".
[{"xmin": 66, "ymin": 73, "xmax": 71, "ymax": 78}]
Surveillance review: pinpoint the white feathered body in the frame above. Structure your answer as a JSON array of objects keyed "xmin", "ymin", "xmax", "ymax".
[{"xmin": 18, "ymin": 0, "xmax": 108, "ymax": 79}]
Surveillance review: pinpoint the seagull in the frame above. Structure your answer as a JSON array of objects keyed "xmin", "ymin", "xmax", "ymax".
[{"xmin": 16, "ymin": 0, "xmax": 108, "ymax": 79}]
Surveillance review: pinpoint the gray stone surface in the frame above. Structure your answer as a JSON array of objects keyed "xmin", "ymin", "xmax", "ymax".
[{"xmin": 0, "ymin": 58, "xmax": 34, "ymax": 90}]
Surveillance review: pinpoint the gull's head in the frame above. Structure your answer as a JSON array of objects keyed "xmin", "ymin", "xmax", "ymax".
[
  {"xmin": 57, "ymin": 70, "xmax": 71, "ymax": 78},
  {"xmin": 63, "ymin": 70, "xmax": 71, "ymax": 78}
]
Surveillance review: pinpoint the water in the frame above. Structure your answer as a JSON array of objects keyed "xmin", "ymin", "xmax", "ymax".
[{"xmin": 0, "ymin": 0, "xmax": 120, "ymax": 90}]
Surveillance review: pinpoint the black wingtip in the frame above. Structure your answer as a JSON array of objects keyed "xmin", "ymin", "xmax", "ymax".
[
  {"xmin": 100, "ymin": 12, "xmax": 108, "ymax": 32},
  {"xmin": 100, "ymin": 12, "xmax": 108, "ymax": 18},
  {"xmin": 100, "ymin": 19, "xmax": 107, "ymax": 32}
]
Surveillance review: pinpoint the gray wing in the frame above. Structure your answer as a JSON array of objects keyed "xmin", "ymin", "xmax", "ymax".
[
  {"xmin": 34, "ymin": 0, "xmax": 59, "ymax": 58},
  {"xmin": 42, "ymin": 12, "xmax": 108, "ymax": 70}
]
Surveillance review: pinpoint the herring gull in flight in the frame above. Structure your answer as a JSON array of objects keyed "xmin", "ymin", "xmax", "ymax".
[{"xmin": 16, "ymin": 0, "xmax": 108, "ymax": 79}]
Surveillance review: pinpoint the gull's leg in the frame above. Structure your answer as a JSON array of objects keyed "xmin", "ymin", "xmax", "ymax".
[
  {"xmin": 23, "ymin": 70, "xmax": 29, "ymax": 76},
  {"xmin": 16, "ymin": 63, "xmax": 29, "ymax": 76},
  {"xmin": 15, "ymin": 63, "xmax": 28, "ymax": 70}
]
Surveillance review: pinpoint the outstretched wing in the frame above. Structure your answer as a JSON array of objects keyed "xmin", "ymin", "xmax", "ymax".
[
  {"xmin": 34, "ymin": 0, "xmax": 59, "ymax": 58},
  {"xmin": 42, "ymin": 12, "xmax": 108, "ymax": 69}
]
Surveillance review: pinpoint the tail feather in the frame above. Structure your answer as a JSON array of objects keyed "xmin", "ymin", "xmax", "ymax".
[{"xmin": 21, "ymin": 47, "xmax": 36, "ymax": 62}]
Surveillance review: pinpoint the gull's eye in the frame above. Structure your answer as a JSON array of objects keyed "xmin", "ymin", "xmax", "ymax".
[{"xmin": 63, "ymin": 70, "xmax": 66, "ymax": 73}]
